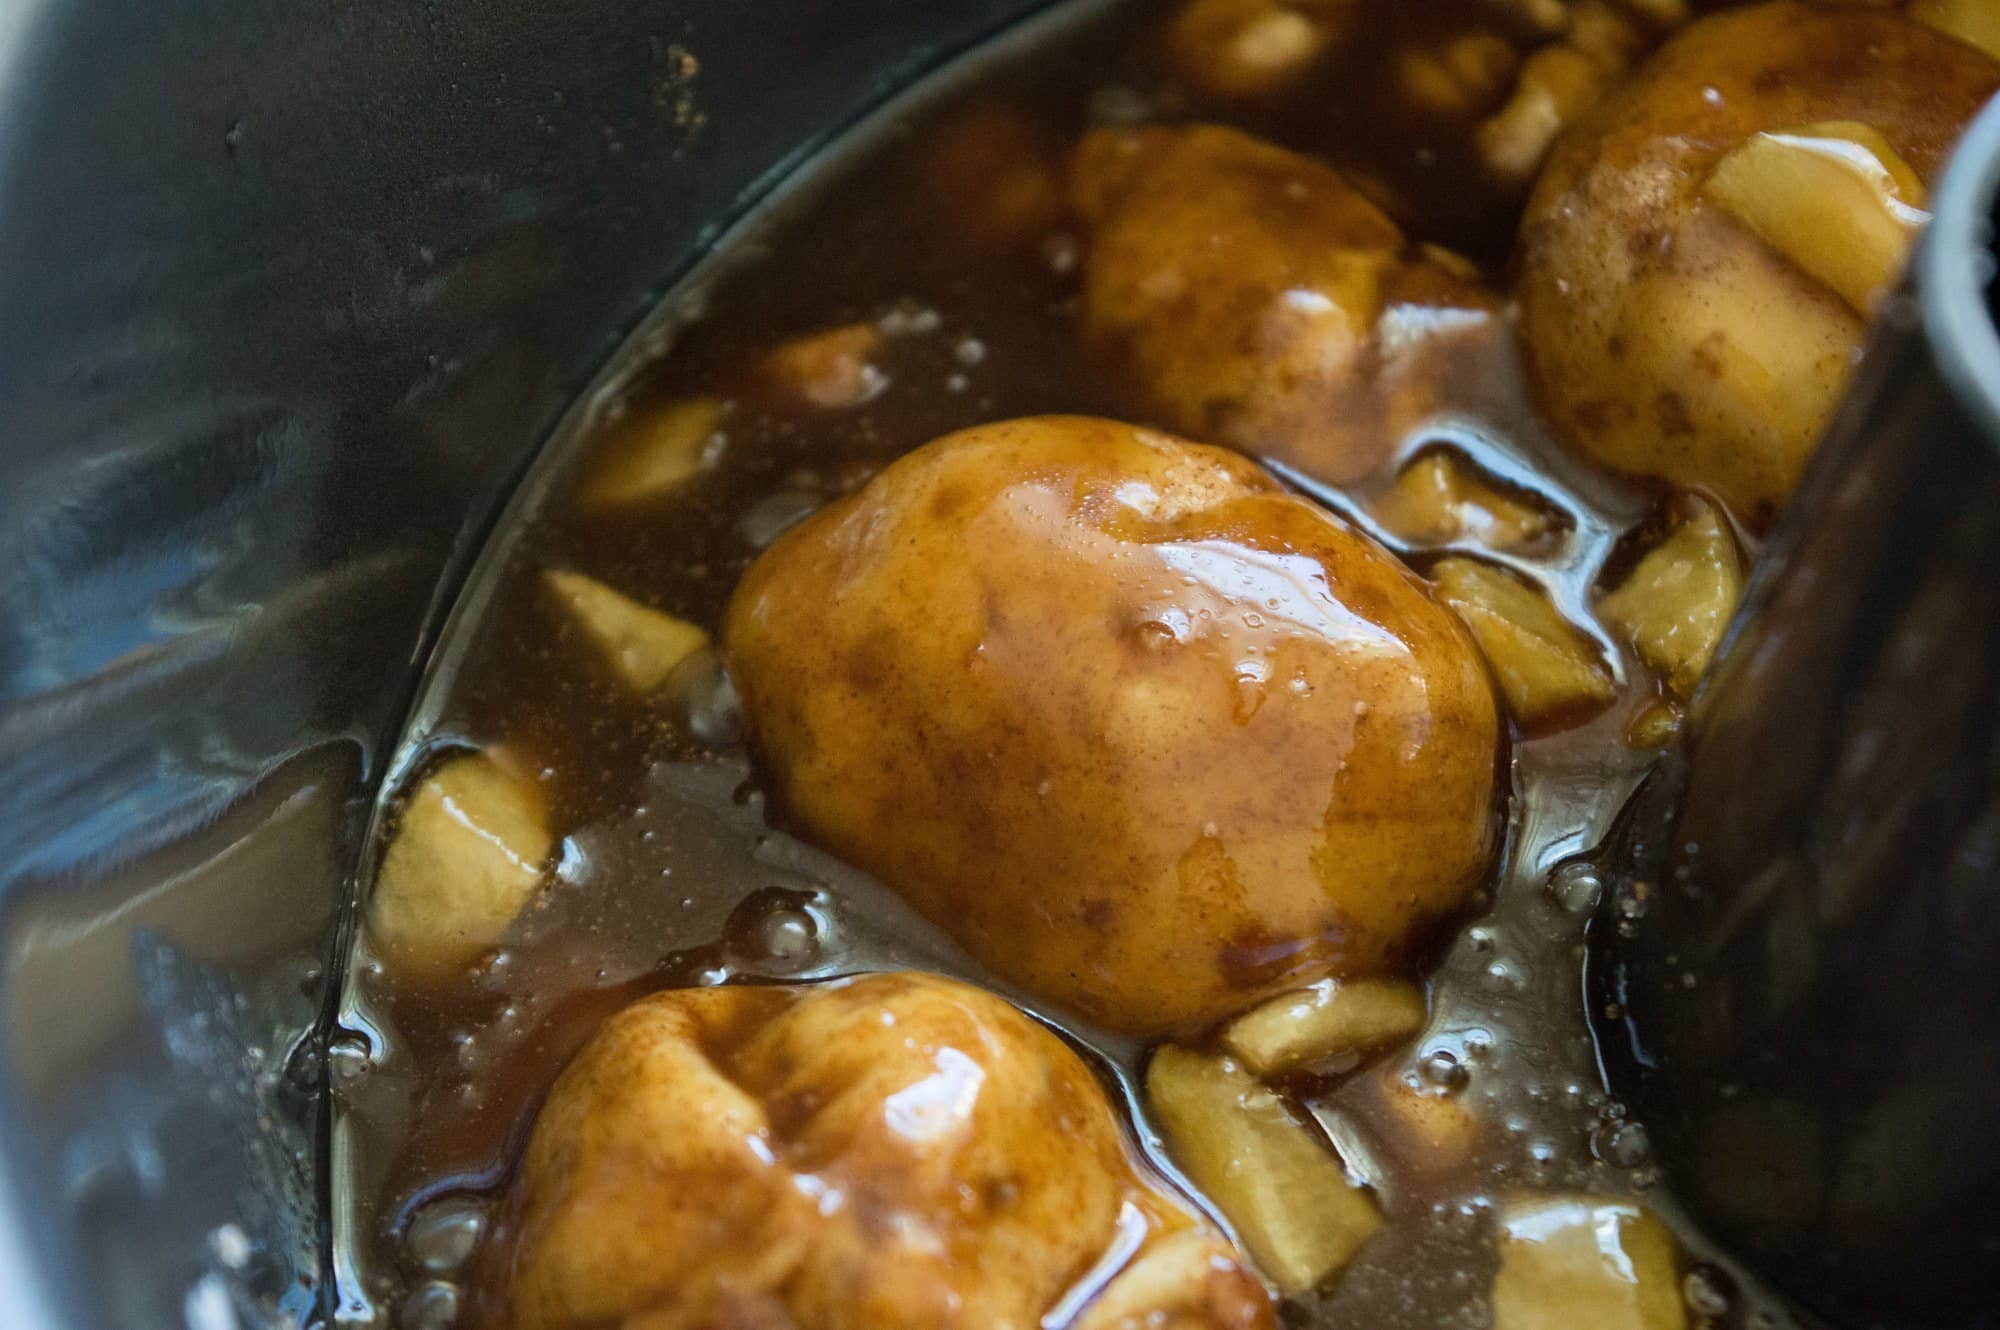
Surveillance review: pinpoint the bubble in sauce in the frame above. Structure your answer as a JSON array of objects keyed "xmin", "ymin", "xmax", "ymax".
[
  {"xmin": 1134, "ymin": 618, "xmax": 1181, "ymax": 652},
  {"xmin": 327, "ymin": 1033, "xmax": 375, "ymax": 1093},
  {"xmin": 1544, "ymin": 860, "xmax": 1604, "ymax": 914},
  {"xmin": 398, "ymin": 1279, "xmax": 460, "ymax": 1330},
  {"xmin": 1419, "ymin": 1049, "xmax": 1470, "ymax": 1093},
  {"xmin": 725, "ymin": 887, "xmax": 822, "ymax": 969},
  {"xmin": 403, "ymin": 1194, "xmax": 488, "ymax": 1276},
  {"xmin": 1589, "ymin": 1118, "xmax": 1653, "ymax": 1169}
]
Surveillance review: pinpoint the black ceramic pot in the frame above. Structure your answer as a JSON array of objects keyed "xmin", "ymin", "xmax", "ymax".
[{"xmin": 1593, "ymin": 90, "xmax": 2000, "ymax": 1330}]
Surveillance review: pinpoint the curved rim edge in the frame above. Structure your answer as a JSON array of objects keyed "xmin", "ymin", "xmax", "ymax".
[{"xmin": 1922, "ymin": 90, "xmax": 2000, "ymax": 447}]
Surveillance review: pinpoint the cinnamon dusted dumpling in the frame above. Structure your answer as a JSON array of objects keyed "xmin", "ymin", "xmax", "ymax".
[
  {"xmin": 1518, "ymin": 0, "xmax": 1999, "ymax": 527},
  {"xmin": 1070, "ymin": 125, "xmax": 1497, "ymax": 484},
  {"xmin": 499, "ymin": 972, "xmax": 1272, "ymax": 1330},
  {"xmin": 723, "ymin": 416, "xmax": 1502, "ymax": 1034}
]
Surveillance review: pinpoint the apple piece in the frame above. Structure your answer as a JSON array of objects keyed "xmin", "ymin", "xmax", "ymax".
[
  {"xmin": 1372, "ymin": 450, "xmax": 1555, "ymax": 551},
  {"xmin": 1477, "ymin": 45, "xmax": 1613, "ymax": 185},
  {"xmin": 1147, "ymin": 1046, "xmax": 1381, "ymax": 1293},
  {"xmin": 1433, "ymin": 557, "xmax": 1615, "ymax": 728},
  {"xmin": 1223, "ymin": 978, "xmax": 1426, "ymax": 1075},
  {"xmin": 1492, "ymin": 1195, "xmax": 1686, "ymax": 1330},
  {"xmin": 762, "ymin": 323, "xmax": 887, "ymax": 408},
  {"xmin": 1358, "ymin": 1072, "xmax": 1483, "ymax": 1177},
  {"xmin": 1164, "ymin": 0, "xmax": 1347, "ymax": 99},
  {"xmin": 1705, "ymin": 121, "xmax": 1930, "ymax": 315},
  {"xmin": 1074, "ymin": 1229, "xmax": 1272, "ymax": 1330},
  {"xmin": 1624, "ymin": 697, "xmax": 1684, "ymax": 749},
  {"xmin": 544, "ymin": 569, "xmax": 710, "ymax": 694},
  {"xmin": 1598, "ymin": 506, "xmax": 1744, "ymax": 699},
  {"xmin": 577, "ymin": 397, "xmax": 727, "ymax": 506},
  {"xmin": 1397, "ymin": 32, "xmax": 1519, "ymax": 116},
  {"xmin": 370, "ymin": 752, "xmax": 552, "ymax": 978}
]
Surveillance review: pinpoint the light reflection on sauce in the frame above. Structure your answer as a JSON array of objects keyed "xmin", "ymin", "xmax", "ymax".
[
  {"xmin": 1154, "ymin": 540, "xmax": 1412, "ymax": 656},
  {"xmin": 882, "ymin": 1047, "xmax": 988, "ymax": 1143},
  {"xmin": 329, "ymin": 0, "xmax": 1806, "ymax": 1324}
]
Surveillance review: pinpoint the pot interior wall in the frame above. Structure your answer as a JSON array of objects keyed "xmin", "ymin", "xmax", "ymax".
[{"xmin": 0, "ymin": 2, "xmax": 1046, "ymax": 1325}]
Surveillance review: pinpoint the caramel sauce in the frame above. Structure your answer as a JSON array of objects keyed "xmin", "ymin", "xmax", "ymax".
[{"xmin": 328, "ymin": 1, "xmax": 1796, "ymax": 1327}]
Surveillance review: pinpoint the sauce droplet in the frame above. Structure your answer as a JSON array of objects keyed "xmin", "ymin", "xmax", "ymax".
[
  {"xmin": 1419, "ymin": 1049, "xmax": 1469, "ymax": 1093},
  {"xmin": 1590, "ymin": 1118, "xmax": 1653, "ymax": 1168},
  {"xmin": 399, "ymin": 1279, "xmax": 461, "ymax": 1330},
  {"xmin": 1544, "ymin": 860, "xmax": 1603, "ymax": 913},
  {"xmin": 726, "ymin": 888, "xmax": 823, "ymax": 969},
  {"xmin": 327, "ymin": 1033, "xmax": 375, "ymax": 1092},
  {"xmin": 404, "ymin": 1194, "xmax": 488, "ymax": 1276}
]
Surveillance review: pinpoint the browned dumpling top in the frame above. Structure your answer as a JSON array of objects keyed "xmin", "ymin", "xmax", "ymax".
[
  {"xmin": 1072, "ymin": 125, "xmax": 1497, "ymax": 484},
  {"xmin": 1517, "ymin": 0, "xmax": 1999, "ymax": 527},
  {"xmin": 724, "ymin": 416, "xmax": 1502, "ymax": 1034},
  {"xmin": 501, "ymin": 972, "xmax": 1272, "ymax": 1330}
]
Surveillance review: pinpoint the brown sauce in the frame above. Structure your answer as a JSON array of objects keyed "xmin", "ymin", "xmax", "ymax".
[{"xmin": 328, "ymin": 0, "xmax": 1806, "ymax": 1325}]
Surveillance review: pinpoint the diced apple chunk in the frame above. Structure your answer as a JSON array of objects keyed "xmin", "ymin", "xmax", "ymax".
[
  {"xmin": 1705, "ymin": 121, "xmax": 1930, "ymax": 316},
  {"xmin": 1223, "ymin": 978, "xmax": 1426, "ymax": 1075},
  {"xmin": 1566, "ymin": 0, "xmax": 1649, "ymax": 67},
  {"xmin": 1358, "ymin": 1073, "xmax": 1482, "ymax": 1177},
  {"xmin": 763, "ymin": 323, "xmax": 887, "ymax": 408},
  {"xmin": 1432, "ymin": 557, "xmax": 1615, "ymax": 728},
  {"xmin": 544, "ymin": 569, "xmax": 710, "ymax": 694},
  {"xmin": 577, "ymin": 397, "xmax": 727, "ymax": 506},
  {"xmin": 1373, "ymin": 450, "xmax": 1554, "ymax": 551},
  {"xmin": 1147, "ymin": 1046, "xmax": 1382, "ymax": 1294},
  {"xmin": 1075, "ymin": 1229, "xmax": 1267, "ymax": 1330},
  {"xmin": 1165, "ymin": 0, "xmax": 1347, "ymax": 99},
  {"xmin": 1624, "ymin": 697, "xmax": 1683, "ymax": 749},
  {"xmin": 1477, "ymin": 45, "xmax": 1614, "ymax": 185},
  {"xmin": 370, "ymin": 752, "xmax": 552, "ymax": 978},
  {"xmin": 1397, "ymin": 32, "xmax": 1519, "ymax": 116},
  {"xmin": 1492, "ymin": 1196, "xmax": 1686, "ymax": 1330},
  {"xmin": 1598, "ymin": 506, "xmax": 1744, "ymax": 699},
  {"xmin": 1475, "ymin": 0, "xmax": 1657, "ymax": 187},
  {"xmin": 1913, "ymin": 0, "xmax": 2000, "ymax": 59}
]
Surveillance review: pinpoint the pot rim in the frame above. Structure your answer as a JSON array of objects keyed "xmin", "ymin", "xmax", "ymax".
[{"xmin": 1923, "ymin": 89, "xmax": 2000, "ymax": 446}]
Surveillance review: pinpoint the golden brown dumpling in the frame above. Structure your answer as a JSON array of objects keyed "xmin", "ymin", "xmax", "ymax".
[
  {"xmin": 1518, "ymin": 0, "xmax": 1998, "ymax": 527},
  {"xmin": 1072, "ymin": 126, "xmax": 1497, "ymax": 483},
  {"xmin": 724, "ymin": 417, "xmax": 1502, "ymax": 1034},
  {"xmin": 501, "ymin": 972, "xmax": 1272, "ymax": 1330}
]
